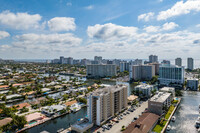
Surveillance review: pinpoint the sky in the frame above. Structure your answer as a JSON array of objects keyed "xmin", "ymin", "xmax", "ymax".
[{"xmin": 0, "ymin": 0, "xmax": 200, "ymax": 59}]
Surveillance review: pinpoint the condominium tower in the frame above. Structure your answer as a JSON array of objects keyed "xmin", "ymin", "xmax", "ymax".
[
  {"xmin": 175, "ymin": 58, "xmax": 182, "ymax": 66},
  {"xmin": 149, "ymin": 55, "xmax": 158, "ymax": 63},
  {"xmin": 129, "ymin": 65, "xmax": 155, "ymax": 81},
  {"xmin": 87, "ymin": 85, "xmax": 128, "ymax": 126},
  {"xmin": 159, "ymin": 64, "xmax": 184, "ymax": 85},
  {"xmin": 87, "ymin": 64, "xmax": 117, "ymax": 78},
  {"xmin": 187, "ymin": 58, "xmax": 194, "ymax": 70}
]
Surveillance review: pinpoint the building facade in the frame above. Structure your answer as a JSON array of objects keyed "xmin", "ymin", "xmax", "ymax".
[
  {"xmin": 87, "ymin": 85, "xmax": 128, "ymax": 126},
  {"xmin": 129, "ymin": 65, "xmax": 155, "ymax": 81},
  {"xmin": 120, "ymin": 62, "xmax": 130, "ymax": 72},
  {"xmin": 187, "ymin": 58, "xmax": 194, "ymax": 70},
  {"xmin": 187, "ymin": 78, "xmax": 199, "ymax": 91},
  {"xmin": 148, "ymin": 92, "xmax": 172, "ymax": 115},
  {"xmin": 175, "ymin": 58, "xmax": 182, "ymax": 66},
  {"xmin": 86, "ymin": 64, "xmax": 117, "ymax": 78},
  {"xmin": 135, "ymin": 84, "xmax": 154, "ymax": 98},
  {"xmin": 159, "ymin": 64, "xmax": 184, "ymax": 85},
  {"xmin": 149, "ymin": 55, "xmax": 158, "ymax": 63}
]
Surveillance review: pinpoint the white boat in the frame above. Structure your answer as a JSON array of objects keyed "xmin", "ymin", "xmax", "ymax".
[
  {"xmin": 167, "ymin": 125, "xmax": 171, "ymax": 131},
  {"xmin": 195, "ymin": 117, "xmax": 200, "ymax": 128},
  {"xmin": 171, "ymin": 116, "xmax": 176, "ymax": 122}
]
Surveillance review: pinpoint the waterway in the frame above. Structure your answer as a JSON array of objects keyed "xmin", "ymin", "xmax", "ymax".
[
  {"xmin": 168, "ymin": 91, "xmax": 200, "ymax": 133},
  {"xmin": 24, "ymin": 76, "xmax": 135, "ymax": 133}
]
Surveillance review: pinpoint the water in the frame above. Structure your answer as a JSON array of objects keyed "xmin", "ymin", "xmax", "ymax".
[
  {"xmin": 24, "ymin": 107, "xmax": 87, "ymax": 133},
  {"xmin": 168, "ymin": 91, "xmax": 200, "ymax": 133}
]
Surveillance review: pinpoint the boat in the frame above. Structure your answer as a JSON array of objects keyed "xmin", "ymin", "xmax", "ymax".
[
  {"xmin": 195, "ymin": 117, "xmax": 200, "ymax": 129},
  {"xmin": 167, "ymin": 125, "xmax": 171, "ymax": 131},
  {"xmin": 171, "ymin": 116, "xmax": 176, "ymax": 122}
]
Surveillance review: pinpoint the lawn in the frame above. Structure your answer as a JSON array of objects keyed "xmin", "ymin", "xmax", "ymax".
[{"xmin": 152, "ymin": 105, "xmax": 175, "ymax": 133}]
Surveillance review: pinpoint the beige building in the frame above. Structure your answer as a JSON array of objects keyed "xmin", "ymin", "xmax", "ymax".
[
  {"xmin": 129, "ymin": 65, "xmax": 155, "ymax": 81},
  {"xmin": 148, "ymin": 92, "xmax": 172, "ymax": 115},
  {"xmin": 86, "ymin": 64, "xmax": 116, "ymax": 78},
  {"xmin": 87, "ymin": 85, "xmax": 128, "ymax": 126}
]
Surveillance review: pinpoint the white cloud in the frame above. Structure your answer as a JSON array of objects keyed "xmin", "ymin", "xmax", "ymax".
[
  {"xmin": 85, "ymin": 5, "xmax": 94, "ymax": 10},
  {"xmin": 48, "ymin": 17, "xmax": 76, "ymax": 32},
  {"xmin": 143, "ymin": 26, "xmax": 160, "ymax": 33},
  {"xmin": 196, "ymin": 24, "xmax": 200, "ymax": 28},
  {"xmin": 162, "ymin": 22, "xmax": 179, "ymax": 31},
  {"xmin": 87, "ymin": 23, "xmax": 138, "ymax": 41},
  {"xmin": 66, "ymin": 2, "xmax": 72, "ymax": 6},
  {"xmin": 0, "ymin": 10, "xmax": 42, "ymax": 30},
  {"xmin": 0, "ymin": 31, "xmax": 10, "ymax": 39},
  {"xmin": 143, "ymin": 22, "xmax": 178, "ymax": 33},
  {"xmin": 138, "ymin": 12, "xmax": 154, "ymax": 21},
  {"xmin": 157, "ymin": 0, "xmax": 200, "ymax": 20}
]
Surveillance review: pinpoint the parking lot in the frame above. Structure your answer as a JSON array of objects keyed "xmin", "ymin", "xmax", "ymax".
[{"xmin": 94, "ymin": 101, "xmax": 148, "ymax": 133}]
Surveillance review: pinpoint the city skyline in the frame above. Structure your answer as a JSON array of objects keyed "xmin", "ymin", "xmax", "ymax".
[{"xmin": 0, "ymin": 0, "xmax": 200, "ymax": 59}]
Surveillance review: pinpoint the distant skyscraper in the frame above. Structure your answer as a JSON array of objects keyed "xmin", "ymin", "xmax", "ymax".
[
  {"xmin": 149, "ymin": 55, "xmax": 158, "ymax": 63},
  {"xmin": 60, "ymin": 56, "xmax": 64, "ymax": 64},
  {"xmin": 94, "ymin": 56, "xmax": 102, "ymax": 64},
  {"xmin": 175, "ymin": 58, "xmax": 182, "ymax": 66},
  {"xmin": 187, "ymin": 58, "xmax": 194, "ymax": 70},
  {"xmin": 162, "ymin": 60, "xmax": 170, "ymax": 65},
  {"xmin": 120, "ymin": 61, "xmax": 130, "ymax": 72}
]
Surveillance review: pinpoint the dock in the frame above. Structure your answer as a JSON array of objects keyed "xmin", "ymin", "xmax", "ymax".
[{"xmin": 161, "ymin": 98, "xmax": 181, "ymax": 133}]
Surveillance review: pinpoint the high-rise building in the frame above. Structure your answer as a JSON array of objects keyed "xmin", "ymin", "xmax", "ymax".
[
  {"xmin": 94, "ymin": 56, "xmax": 102, "ymax": 64},
  {"xmin": 187, "ymin": 58, "xmax": 194, "ymax": 70},
  {"xmin": 86, "ymin": 64, "xmax": 117, "ymax": 78},
  {"xmin": 149, "ymin": 55, "xmax": 158, "ymax": 63},
  {"xmin": 175, "ymin": 58, "xmax": 182, "ymax": 66},
  {"xmin": 60, "ymin": 56, "xmax": 64, "ymax": 64},
  {"xmin": 81, "ymin": 59, "xmax": 91, "ymax": 66},
  {"xmin": 187, "ymin": 78, "xmax": 199, "ymax": 91},
  {"xmin": 129, "ymin": 65, "xmax": 155, "ymax": 81},
  {"xmin": 159, "ymin": 64, "xmax": 185, "ymax": 85},
  {"xmin": 162, "ymin": 60, "xmax": 170, "ymax": 65},
  {"xmin": 120, "ymin": 61, "xmax": 130, "ymax": 72},
  {"xmin": 149, "ymin": 63, "xmax": 160, "ymax": 75},
  {"xmin": 87, "ymin": 85, "xmax": 127, "ymax": 126}
]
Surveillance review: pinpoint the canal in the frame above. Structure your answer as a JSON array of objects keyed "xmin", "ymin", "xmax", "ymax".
[
  {"xmin": 24, "ymin": 77, "xmax": 135, "ymax": 133},
  {"xmin": 168, "ymin": 91, "xmax": 200, "ymax": 133}
]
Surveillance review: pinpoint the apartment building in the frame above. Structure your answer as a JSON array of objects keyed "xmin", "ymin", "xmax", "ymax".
[
  {"xmin": 86, "ymin": 64, "xmax": 117, "ymax": 78},
  {"xmin": 148, "ymin": 92, "xmax": 172, "ymax": 115},
  {"xmin": 187, "ymin": 58, "xmax": 194, "ymax": 70},
  {"xmin": 120, "ymin": 61, "xmax": 130, "ymax": 72},
  {"xmin": 187, "ymin": 78, "xmax": 199, "ymax": 91},
  {"xmin": 135, "ymin": 83, "xmax": 154, "ymax": 98},
  {"xmin": 159, "ymin": 64, "xmax": 184, "ymax": 85},
  {"xmin": 87, "ymin": 85, "xmax": 128, "ymax": 126},
  {"xmin": 149, "ymin": 55, "xmax": 158, "ymax": 63},
  {"xmin": 175, "ymin": 58, "xmax": 182, "ymax": 66},
  {"xmin": 129, "ymin": 65, "xmax": 155, "ymax": 81}
]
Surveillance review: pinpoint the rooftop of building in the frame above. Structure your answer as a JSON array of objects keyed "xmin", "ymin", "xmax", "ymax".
[
  {"xmin": 87, "ymin": 84, "xmax": 127, "ymax": 97},
  {"xmin": 159, "ymin": 64, "xmax": 184, "ymax": 68},
  {"xmin": 123, "ymin": 113, "xmax": 160, "ymax": 133},
  {"xmin": 149, "ymin": 92, "xmax": 171, "ymax": 103},
  {"xmin": 135, "ymin": 83, "xmax": 153, "ymax": 89},
  {"xmin": 0, "ymin": 117, "xmax": 12, "ymax": 127},
  {"xmin": 160, "ymin": 87, "xmax": 175, "ymax": 92},
  {"xmin": 187, "ymin": 78, "xmax": 199, "ymax": 81}
]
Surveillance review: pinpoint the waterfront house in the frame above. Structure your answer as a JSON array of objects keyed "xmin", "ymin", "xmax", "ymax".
[
  {"xmin": 42, "ymin": 104, "xmax": 66, "ymax": 117},
  {"xmin": 25, "ymin": 112, "xmax": 45, "ymax": 124},
  {"xmin": 13, "ymin": 102, "xmax": 31, "ymax": 110}
]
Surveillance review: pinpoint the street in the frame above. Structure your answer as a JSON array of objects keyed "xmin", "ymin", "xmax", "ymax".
[{"xmin": 95, "ymin": 101, "xmax": 148, "ymax": 133}]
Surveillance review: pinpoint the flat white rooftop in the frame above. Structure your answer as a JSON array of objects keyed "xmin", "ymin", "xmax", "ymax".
[{"xmin": 150, "ymin": 92, "xmax": 171, "ymax": 103}]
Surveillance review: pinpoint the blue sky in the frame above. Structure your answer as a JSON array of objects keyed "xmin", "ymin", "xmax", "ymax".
[{"xmin": 0, "ymin": 0, "xmax": 200, "ymax": 59}]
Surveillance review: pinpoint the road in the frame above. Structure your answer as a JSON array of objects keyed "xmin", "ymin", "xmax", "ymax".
[{"xmin": 95, "ymin": 101, "xmax": 148, "ymax": 133}]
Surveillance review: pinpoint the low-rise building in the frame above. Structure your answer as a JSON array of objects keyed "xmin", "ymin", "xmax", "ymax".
[
  {"xmin": 71, "ymin": 118, "xmax": 93, "ymax": 133},
  {"xmin": 187, "ymin": 78, "xmax": 199, "ymax": 91},
  {"xmin": 134, "ymin": 84, "xmax": 154, "ymax": 98},
  {"xmin": 0, "ymin": 118, "xmax": 12, "ymax": 128},
  {"xmin": 148, "ymin": 92, "xmax": 172, "ymax": 115},
  {"xmin": 159, "ymin": 87, "xmax": 175, "ymax": 97}
]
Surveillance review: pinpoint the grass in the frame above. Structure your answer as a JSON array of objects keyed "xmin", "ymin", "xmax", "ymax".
[{"xmin": 153, "ymin": 105, "xmax": 175, "ymax": 133}]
